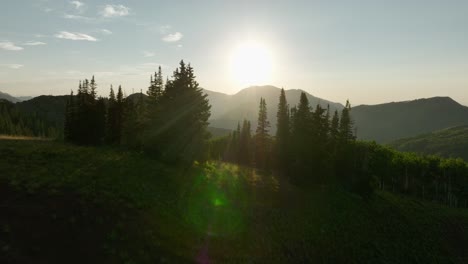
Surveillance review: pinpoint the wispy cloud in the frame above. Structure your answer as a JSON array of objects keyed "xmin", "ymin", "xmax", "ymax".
[
  {"xmin": 162, "ymin": 32, "xmax": 183, "ymax": 42},
  {"xmin": 2, "ymin": 64, "xmax": 24, "ymax": 69},
  {"xmin": 101, "ymin": 29, "xmax": 112, "ymax": 35},
  {"xmin": 143, "ymin": 51, "xmax": 155, "ymax": 57},
  {"xmin": 70, "ymin": 1, "xmax": 84, "ymax": 10},
  {"xmin": 0, "ymin": 42, "xmax": 24, "ymax": 51},
  {"xmin": 23, "ymin": 41, "xmax": 46, "ymax": 46},
  {"xmin": 100, "ymin": 5, "xmax": 130, "ymax": 18},
  {"xmin": 55, "ymin": 31, "xmax": 98, "ymax": 41},
  {"xmin": 63, "ymin": 14, "xmax": 95, "ymax": 21}
]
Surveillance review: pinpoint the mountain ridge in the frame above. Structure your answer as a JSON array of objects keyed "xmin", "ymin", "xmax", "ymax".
[
  {"xmin": 352, "ymin": 96, "xmax": 468, "ymax": 143},
  {"xmin": 389, "ymin": 125, "xmax": 468, "ymax": 160}
]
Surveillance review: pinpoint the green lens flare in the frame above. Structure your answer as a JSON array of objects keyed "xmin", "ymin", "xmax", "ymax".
[{"xmin": 180, "ymin": 161, "xmax": 249, "ymax": 237}]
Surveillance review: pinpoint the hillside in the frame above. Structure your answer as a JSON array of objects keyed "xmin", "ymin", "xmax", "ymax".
[
  {"xmin": 390, "ymin": 125, "xmax": 468, "ymax": 160},
  {"xmin": 0, "ymin": 99, "xmax": 60, "ymax": 137},
  {"xmin": 352, "ymin": 97, "xmax": 468, "ymax": 143},
  {"xmin": 0, "ymin": 91, "xmax": 21, "ymax": 103},
  {"xmin": 1, "ymin": 139, "xmax": 468, "ymax": 263},
  {"xmin": 206, "ymin": 85, "xmax": 344, "ymax": 131}
]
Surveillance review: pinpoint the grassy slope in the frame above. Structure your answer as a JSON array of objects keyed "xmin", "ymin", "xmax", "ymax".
[
  {"xmin": 1, "ymin": 140, "xmax": 468, "ymax": 263},
  {"xmin": 390, "ymin": 125, "xmax": 468, "ymax": 160}
]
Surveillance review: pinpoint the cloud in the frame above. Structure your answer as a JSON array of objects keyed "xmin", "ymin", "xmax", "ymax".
[
  {"xmin": 143, "ymin": 51, "xmax": 155, "ymax": 57},
  {"xmin": 100, "ymin": 5, "xmax": 130, "ymax": 18},
  {"xmin": 70, "ymin": 1, "xmax": 84, "ymax": 9},
  {"xmin": 101, "ymin": 29, "xmax": 112, "ymax": 35},
  {"xmin": 0, "ymin": 42, "xmax": 24, "ymax": 51},
  {"xmin": 23, "ymin": 41, "xmax": 46, "ymax": 46},
  {"xmin": 63, "ymin": 14, "xmax": 95, "ymax": 21},
  {"xmin": 177, "ymin": 44, "xmax": 183, "ymax": 48},
  {"xmin": 2, "ymin": 64, "xmax": 24, "ymax": 69},
  {"xmin": 162, "ymin": 32, "xmax": 183, "ymax": 42},
  {"xmin": 55, "ymin": 31, "xmax": 98, "ymax": 41}
]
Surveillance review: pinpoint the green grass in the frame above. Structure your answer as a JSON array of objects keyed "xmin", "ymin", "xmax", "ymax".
[{"xmin": 1, "ymin": 139, "xmax": 468, "ymax": 263}]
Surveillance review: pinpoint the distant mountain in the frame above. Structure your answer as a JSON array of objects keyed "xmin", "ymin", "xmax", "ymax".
[
  {"xmin": 389, "ymin": 125, "xmax": 468, "ymax": 160},
  {"xmin": 0, "ymin": 91, "xmax": 21, "ymax": 103},
  {"xmin": 352, "ymin": 97, "xmax": 468, "ymax": 143},
  {"xmin": 8, "ymin": 88, "xmax": 468, "ymax": 144},
  {"xmin": 0, "ymin": 91, "xmax": 34, "ymax": 103},
  {"xmin": 205, "ymin": 85, "xmax": 344, "ymax": 131},
  {"xmin": 17, "ymin": 96, "xmax": 34, "ymax": 101}
]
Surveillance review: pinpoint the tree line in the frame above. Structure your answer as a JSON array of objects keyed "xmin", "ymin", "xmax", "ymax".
[
  {"xmin": 64, "ymin": 61, "xmax": 211, "ymax": 164},
  {"xmin": 61, "ymin": 60, "xmax": 468, "ymax": 206},
  {"xmin": 0, "ymin": 99, "xmax": 59, "ymax": 138},
  {"xmin": 209, "ymin": 89, "xmax": 468, "ymax": 205}
]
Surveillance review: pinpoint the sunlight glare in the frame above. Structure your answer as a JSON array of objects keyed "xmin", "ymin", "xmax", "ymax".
[{"xmin": 230, "ymin": 41, "xmax": 273, "ymax": 87}]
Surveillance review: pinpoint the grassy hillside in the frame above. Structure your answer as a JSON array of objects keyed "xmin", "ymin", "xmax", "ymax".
[
  {"xmin": 1, "ymin": 139, "xmax": 468, "ymax": 263},
  {"xmin": 390, "ymin": 125, "xmax": 468, "ymax": 160},
  {"xmin": 353, "ymin": 97, "xmax": 468, "ymax": 143}
]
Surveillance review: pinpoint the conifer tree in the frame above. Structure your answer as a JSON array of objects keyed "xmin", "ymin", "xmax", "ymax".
[
  {"xmin": 255, "ymin": 98, "xmax": 270, "ymax": 170},
  {"xmin": 276, "ymin": 88, "xmax": 290, "ymax": 174},
  {"xmin": 147, "ymin": 66, "xmax": 164, "ymax": 102},
  {"xmin": 339, "ymin": 100, "xmax": 355, "ymax": 142},
  {"xmin": 64, "ymin": 90, "xmax": 74, "ymax": 142},
  {"xmin": 146, "ymin": 60, "xmax": 211, "ymax": 163},
  {"xmin": 90, "ymin": 75, "xmax": 97, "ymax": 100},
  {"xmin": 290, "ymin": 92, "xmax": 312, "ymax": 183},
  {"xmin": 106, "ymin": 85, "xmax": 118, "ymax": 144},
  {"xmin": 330, "ymin": 110, "xmax": 340, "ymax": 143},
  {"xmin": 238, "ymin": 119, "xmax": 252, "ymax": 166}
]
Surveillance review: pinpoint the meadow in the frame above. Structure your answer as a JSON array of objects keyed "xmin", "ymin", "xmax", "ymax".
[{"xmin": 1, "ymin": 139, "xmax": 468, "ymax": 263}]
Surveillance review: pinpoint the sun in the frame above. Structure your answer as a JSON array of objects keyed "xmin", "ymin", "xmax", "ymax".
[{"xmin": 229, "ymin": 41, "xmax": 273, "ymax": 87}]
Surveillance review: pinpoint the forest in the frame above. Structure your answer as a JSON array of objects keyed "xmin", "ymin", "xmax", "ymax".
[{"xmin": 61, "ymin": 60, "xmax": 468, "ymax": 207}]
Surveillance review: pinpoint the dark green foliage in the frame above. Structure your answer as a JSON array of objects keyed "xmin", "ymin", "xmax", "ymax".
[
  {"xmin": 0, "ymin": 99, "xmax": 59, "ymax": 138},
  {"xmin": 121, "ymin": 92, "xmax": 146, "ymax": 148},
  {"xmin": 255, "ymin": 98, "xmax": 271, "ymax": 171},
  {"xmin": 275, "ymin": 88, "xmax": 289, "ymax": 174},
  {"xmin": 339, "ymin": 100, "xmax": 355, "ymax": 142},
  {"xmin": 143, "ymin": 60, "xmax": 211, "ymax": 164},
  {"xmin": 2, "ymin": 140, "xmax": 468, "ymax": 263},
  {"xmin": 65, "ymin": 77, "xmax": 107, "ymax": 145},
  {"xmin": 147, "ymin": 66, "xmax": 164, "ymax": 102},
  {"xmin": 390, "ymin": 125, "xmax": 468, "ymax": 161}
]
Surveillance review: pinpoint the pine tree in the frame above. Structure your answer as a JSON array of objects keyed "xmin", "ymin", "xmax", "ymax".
[
  {"xmin": 290, "ymin": 92, "xmax": 312, "ymax": 183},
  {"xmin": 145, "ymin": 60, "xmax": 211, "ymax": 163},
  {"xmin": 255, "ymin": 98, "xmax": 270, "ymax": 170},
  {"xmin": 339, "ymin": 100, "xmax": 355, "ymax": 142},
  {"xmin": 238, "ymin": 119, "xmax": 252, "ymax": 166},
  {"xmin": 64, "ymin": 90, "xmax": 74, "ymax": 141},
  {"xmin": 330, "ymin": 110, "xmax": 340, "ymax": 143},
  {"xmin": 106, "ymin": 85, "xmax": 118, "ymax": 144},
  {"xmin": 90, "ymin": 75, "xmax": 97, "ymax": 100},
  {"xmin": 276, "ymin": 88, "xmax": 289, "ymax": 174}
]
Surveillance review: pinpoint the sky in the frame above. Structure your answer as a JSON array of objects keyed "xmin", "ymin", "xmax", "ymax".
[{"xmin": 0, "ymin": 0, "xmax": 467, "ymax": 105}]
